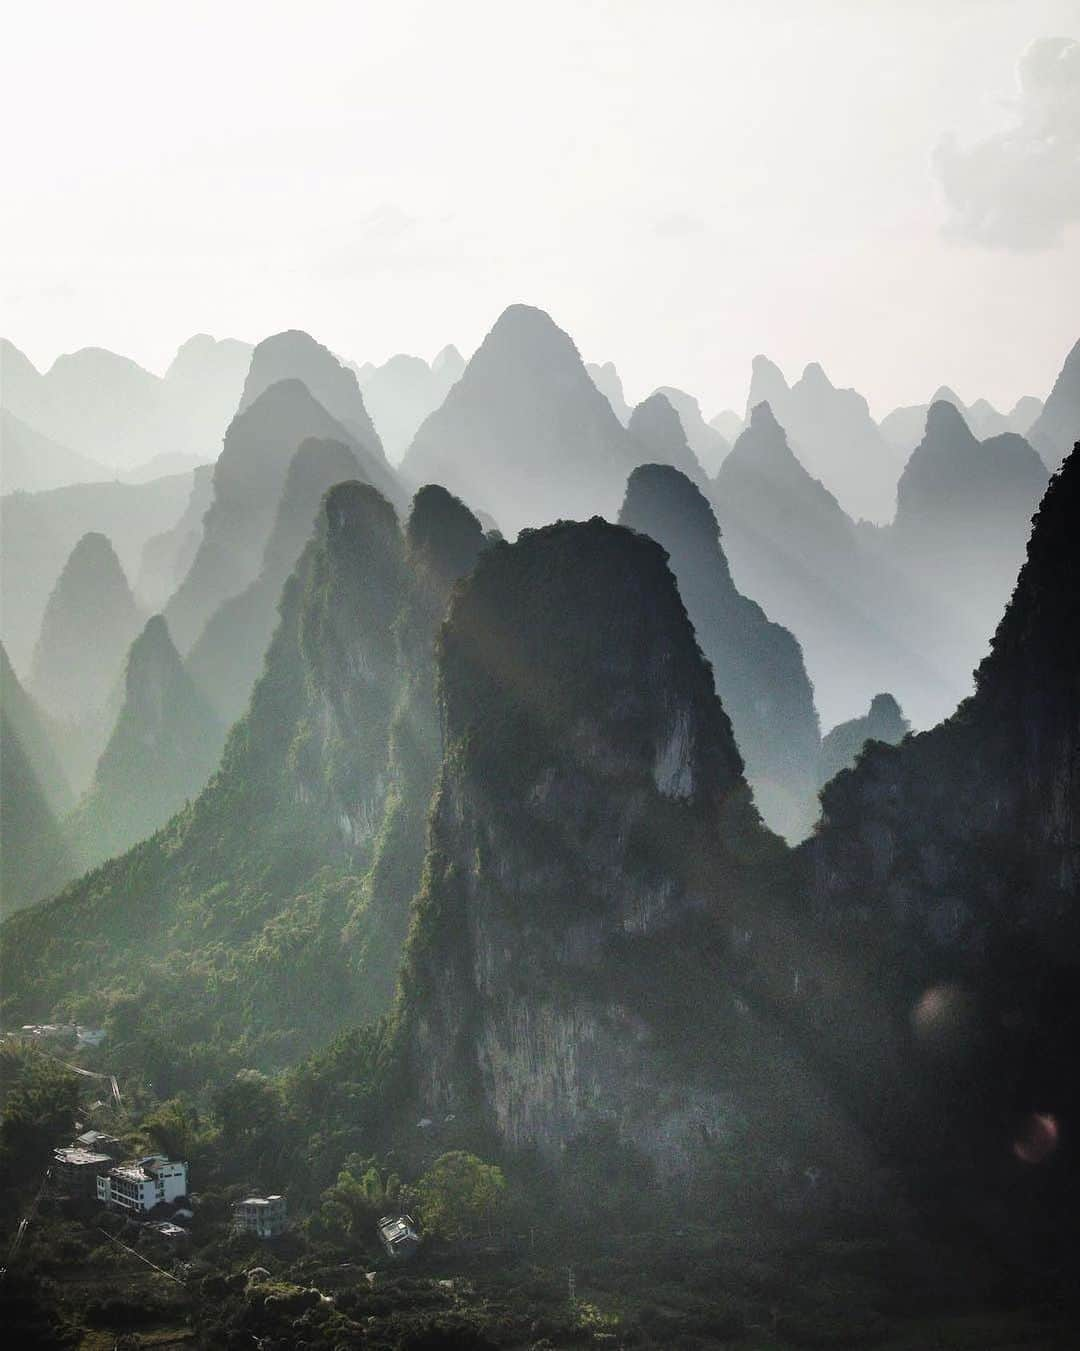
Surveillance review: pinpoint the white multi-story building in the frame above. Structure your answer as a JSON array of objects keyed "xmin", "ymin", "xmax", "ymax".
[
  {"xmin": 233, "ymin": 1195, "xmax": 288, "ymax": 1238},
  {"xmin": 96, "ymin": 1156, "xmax": 188, "ymax": 1213}
]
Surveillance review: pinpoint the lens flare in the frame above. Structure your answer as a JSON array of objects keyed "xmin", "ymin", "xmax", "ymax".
[
  {"xmin": 1013, "ymin": 1112, "xmax": 1059, "ymax": 1165},
  {"xmin": 911, "ymin": 984, "xmax": 975, "ymax": 1054}
]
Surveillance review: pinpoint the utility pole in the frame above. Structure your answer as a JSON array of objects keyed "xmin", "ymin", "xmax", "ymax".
[{"xmin": 567, "ymin": 1265, "xmax": 576, "ymax": 1303}]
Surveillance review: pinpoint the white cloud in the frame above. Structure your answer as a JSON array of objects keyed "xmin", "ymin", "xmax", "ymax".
[{"xmin": 935, "ymin": 36, "xmax": 1080, "ymax": 250}]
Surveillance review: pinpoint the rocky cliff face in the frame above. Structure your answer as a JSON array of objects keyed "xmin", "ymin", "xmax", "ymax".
[
  {"xmin": 619, "ymin": 463, "xmax": 821, "ymax": 842},
  {"xmin": 802, "ymin": 446, "xmax": 1080, "ymax": 1169},
  {"xmin": 398, "ymin": 518, "xmax": 867, "ymax": 1186}
]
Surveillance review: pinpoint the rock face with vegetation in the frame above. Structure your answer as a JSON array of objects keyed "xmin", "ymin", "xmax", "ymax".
[
  {"xmin": 818, "ymin": 692, "xmax": 908, "ymax": 787},
  {"xmin": 0, "ymin": 482, "xmax": 480, "ymax": 1076},
  {"xmin": 802, "ymin": 445, "xmax": 1080, "ymax": 1168},
  {"xmin": 398, "ymin": 519, "xmax": 865, "ymax": 1189},
  {"xmin": 402, "ymin": 305, "xmax": 640, "ymax": 535},
  {"xmin": 0, "ymin": 645, "xmax": 74, "ymax": 915},
  {"xmin": 619, "ymin": 463, "xmax": 820, "ymax": 841},
  {"xmin": 188, "ymin": 437, "xmax": 363, "ymax": 723},
  {"xmin": 67, "ymin": 616, "xmax": 224, "ymax": 874}
]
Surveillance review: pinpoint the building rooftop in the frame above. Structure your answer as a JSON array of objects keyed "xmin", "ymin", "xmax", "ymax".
[{"xmin": 54, "ymin": 1148, "xmax": 112, "ymax": 1166}]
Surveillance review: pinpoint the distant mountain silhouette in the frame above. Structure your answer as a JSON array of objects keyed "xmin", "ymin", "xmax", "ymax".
[
  {"xmin": 188, "ymin": 437, "xmax": 363, "ymax": 722},
  {"xmin": 238, "ymin": 330, "xmax": 385, "ymax": 458},
  {"xmin": 135, "ymin": 465, "xmax": 215, "ymax": 611},
  {"xmin": 402, "ymin": 305, "xmax": 640, "ymax": 534},
  {"xmin": 30, "ymin": 531, "xmax": 145, "ymax": 790},
  {"xmin": 0, "ymin": 409, "xmax": 111, "ymax": 493},
  {"xmin": 69, "ymin": 616, "xmax": 223, "ymax": 873},
  {"xmin": 586, "ymin": 361, "xmax": 632, "ymax": 424},
  {"xmin": 0, "ymin": 472, "xmax": 194, "ymax": 677},
  {"xmin": 627, "ymin": 394, "xmax": 708, "ymax": 485},
  {"xmin": 0, "ymin": 334, "xmax": 251, "ymax": 473},
  {"xmin": 745, "ymin": 356, "xmax": 903, "ymax": 522},
  {"xmin": 356, "ymin": 351, "xmax": 463, "ymax": 463},
  {"xmin": 1027, "ymin": 337, "xmax": 1080, "ymax": 470},
  {"xmin": 620, "ymin": 463, "xmax": 821, "ymax": 840},
  {"xmin": 712, "ymin": 403, "xmax": 933, "ymax": 728},
  {"xmin": 882, "ymin": 401, "xmax": 1049, "ymax": 722},
  {"xmin": 164, "ymin": 368, "xmax": 402, "ymax": 653},
  {"xmin": 818, "ymin": 692, "xmax": 908, "ymax": 787},
  {"xmin": 652, "ymin": 386, "xmax": 730, "ymax": 476},
  {"xmin": 880, "ymin": 386, "xmax": 1043, "ymax": 453},
  {"xmin": 709, "ymin": 408, "xmax": 745, "ymax": 443}
]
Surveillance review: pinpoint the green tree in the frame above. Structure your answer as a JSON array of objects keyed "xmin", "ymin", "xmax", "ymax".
[{"xmin": 413, "ymin": 1151, "xmax": 506, "ymax": 1240}]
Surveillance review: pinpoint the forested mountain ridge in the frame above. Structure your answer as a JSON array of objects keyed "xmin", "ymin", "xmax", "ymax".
[{"xmin": 0, "ymin": 480, "xmax": 479, "ymax": 1080}]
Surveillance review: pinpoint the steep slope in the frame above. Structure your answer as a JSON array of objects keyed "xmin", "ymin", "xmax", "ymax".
[
  {"xmin": 402, "ymin": 305, "xmax": 640, "ymax": 535},
  {"xmin": 29, "ymin": 532, "xmax": 144, "ymax": 791},
  {"xmin": 0, "ymin": 642, "xmax": 72, "ymax": 816},
  {"xmin": 135, "ymin": 465, "xmax": 215, "ymax": 611},
  {"xmin": 351, "ymin": 483, "xmax": 487, "ymax": 1012},
  {"xmin": 745, "ymin": 356, "xmax": 902, "ymax": 522},
  {"xmin": 238, "ymin": 330, "xmax": 385, "ymax": 462},
  {"xmin": 619, "ymin": 463, "xmax": 820, "ymax": 841},
  {"xmin": 67, "ymin": 616, "xmax": 223, "ymax": 874},
  {"xmin": 652, "ymin": 386, "xmax": 730, "ymax": 475},
  {"xmin": 0, "ymin": 482, "xmax": 440, "ymax": 1073},
  {"xmin": 880, "ymin": 401, "xmax": 1049, "ymax": 724},
  {"xmin": 160, "ymin": 333, "xmax": 253, "ymax": 458},
  {"xmin": 0, "ymin": 471, "xmax": 194, "ymax": 677},
  {"xmin": 802, "ymin": 444, "xmax": 1080, "ymax": 1185},
  {"xmin": 357, "ymin": 353, "xmax": 457, "ymax": 463},
  {"xmin": 626, "ymin": 394, "xmax": 708, "ymax": 485},
  {"xmin": 396, "ymin": 517, "xmax": 869, "ymax": 1192},
  {"xmin": 1027, "ymin": 337, "xmax": 1080, "ymax": 470},
  {"xmin": 0, "ymin": 714, "xmax": 74, "ymax": 918},
  {"xmin": 586, "ymin": 360, "xmax": 632, "ymax": 424},
  {"xmin": 818, "ymin": 692, "xmax": 908, "ymax": 788},
  {"xmin": 0, "ymin": 409, "xmax": 112, "ymax": 493},
  {"xmin": 31, "ymin": 532, "xmax": 143, "ymax": 726},
  {"xmin": 187, "ymin": 438, "xmax": 362, "ymax": 723},
  {"xmin": 164, "ymin": 377, "xmax": 400, "ymax": 653},
  {"xmin": 879, "ymin": 387, "xmax": 1042, "ymax": 453},
  {"xmin": 712, "ymin": 403, "xmax": 916, "ymax": 727}
]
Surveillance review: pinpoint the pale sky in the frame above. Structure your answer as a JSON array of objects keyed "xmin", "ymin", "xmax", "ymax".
[{"xmin": 4, "ymin": 0, "xmax": 1079, "ymax": 417}]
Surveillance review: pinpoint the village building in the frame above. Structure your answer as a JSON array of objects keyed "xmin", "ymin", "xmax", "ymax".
[
  {"xmin": 377, "ymin": 1213, "xmax": 421, "ymax": 1261},
  {"xmin": 75, "ymin": 1130, "xmax": 121, "ymax": 1156},
  {"xmin": 96, "ymin": 1156, "xmax": 188, "ymax": 1214},
  {"xmin": 233, "ymin": 1194, "xmax": 288, "ymax": 1238},
  {"xmin": 52, "ymin": 1147, "xmax": 114, "ymax": 1197}
]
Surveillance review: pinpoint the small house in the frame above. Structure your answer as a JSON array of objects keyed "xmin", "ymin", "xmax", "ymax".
[
  {"xmin": 233, "ymin": 1194, "xmax": 288, "ymax": 1239},
  {"xmin": 377, "ymin": 1213, "xmax": 420, "ymax": 1261},
  {"xmin": 53, "ymin": 1147, "xmax": 113, "ymax": 1197}
]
